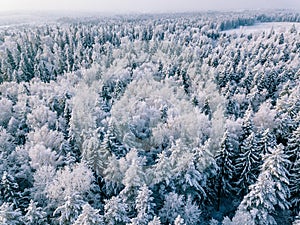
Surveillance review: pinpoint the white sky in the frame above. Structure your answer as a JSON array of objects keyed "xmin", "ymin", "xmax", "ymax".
[{"xmin": 0, "ymin": 0, "xmax": 299, "ymax": 13}]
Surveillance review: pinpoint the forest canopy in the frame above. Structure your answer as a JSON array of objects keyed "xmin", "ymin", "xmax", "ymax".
[{"xmin": 0, "ymin": 9, "xmax": 300, "ymax": 224}]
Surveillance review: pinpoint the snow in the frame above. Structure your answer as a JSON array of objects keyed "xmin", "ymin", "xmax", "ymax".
[{"xmin": 222, "ymin": 22, "xmax": 300, "ymax": 35}]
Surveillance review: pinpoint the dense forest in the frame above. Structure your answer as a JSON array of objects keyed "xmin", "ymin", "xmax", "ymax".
[{"xmin": 0, "ymin": 9, "xmax": 300, "ymax": 224}]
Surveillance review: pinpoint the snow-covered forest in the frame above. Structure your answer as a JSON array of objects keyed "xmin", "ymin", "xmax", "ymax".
[{"xmin": 0, "ymin": 10, "xmax": 300, "ymax": 224}]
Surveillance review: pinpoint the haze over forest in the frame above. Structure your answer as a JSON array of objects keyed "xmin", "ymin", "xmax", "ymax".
[{"xmin": 0, "ymin": 0, "xmax": 299, "ymax": 13}]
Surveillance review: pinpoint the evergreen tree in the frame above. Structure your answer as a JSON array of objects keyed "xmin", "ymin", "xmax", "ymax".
[
  {"xmin": 24, "ymin": 200, "xmax": 47, "ymax": 225},
  {"xmin": 235, "ymin": 132, "xmax": 261, "ymax": 195},
  {"xmin": 81, "ymin": 131, "xmax": 106, "ymax": 176},
  {"xmin": 215, "ymin": 130, "xmax": 235, "ymax": 209},
  {"xmin": 120, "ymin": 149, "xmax": 146, "ymax": 210},
  {"xmin": 148, "ymin": 216, "xmax": 162, "ymax": 225},
  {"xmin": 0, "ymin": 202, "xmax": 23, "ymax": 225},
  {"xmin": 263, "ymin": 144, "xmax": 291, "ymax": 211},
  {"xmin": 288, "ymin": 126, "xmax": 300, "ymax": 212},
  {"xmin": 233, "ymin": 144, "xmax": 290, "ymax": 225},
  {"xmin": 240, "ymin": 107, "xmax": 254, "ymax": 140},
  {"xmin": 201, "ymin": 99, "xmax": 212, "ymax": 120},
  {"xmin": 257, "ymin": 128, "xmax": 276, "ymax": 155},
  {"xmin": 18, "ymin": 53, "xmax": 34, "ymax": 82},
  {"xmin": 174, "ymin": 215, "xmax": 186, "ymax": 225},
  {"xmin": 0, "ymin": 171, "xmax": 20, "ymax": 207},
  {"xmin": 103, "ymin": 155, "xmax": 124, "ymax": 196},
  {"xmin": 53, "ymin": 193, "xmax": 85, "ymax": 225},
  {"xmin": 130, "ymin": 184, "xmax": 155, "ymax": 225},
  {"xmin": 5, "ymin": 49, "xmax": 17, "ymax": 71},
  {"xmin": 98, "ymin": 129, "xmax": 113, "ymax": 175},
  {"xmin": 182, "ymin": 196, "xmax": 201, "ymax": 225},
  {"xmin": 152, "ymin": 151, "xmax": 173, "ymax": 186},
  {"xmin": 73, "ymin": 203, "xmax": 104, "ymax": 225},
  {"xmin": 104, "ymin": 196, "xmax": 130, "ymax": 225},
  {"xmin": 159, "ymin": 192, "xmax": 184, "ymax": 224}
]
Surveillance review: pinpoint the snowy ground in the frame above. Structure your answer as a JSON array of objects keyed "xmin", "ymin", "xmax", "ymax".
[{"xmin": 222, "ymin": 22, "xmax": 300, "ymax": 35}]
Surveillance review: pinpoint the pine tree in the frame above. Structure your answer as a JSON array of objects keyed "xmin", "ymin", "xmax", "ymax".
[
  {"xmin": 232, "ymin": 144, "xmax": 290, "ymax": 225},
  {"xmin": 0, "ymin": 171, "xmax": 20, "ymax": 207},
  {"xmin": 81, "ymin": 132, "xmax": 104, "ymax": 176},
  {"xmin": 5, "ymin": 49, "xmax": 17, "ymax": 71},
  {"xmin": 130, "ymin": 184, "xmax": 155, "ymax": 225},
  {"xmin": 120, "ymin": 149, "xmax": 146, "ymax": 210},
  {"xmin": 73, "ymin": 203, "xmax": 104, "ymax": 225},
  {"xmin": 98, "ymin": 130, "xmax": 112, "ymax": 175},
  {"xmin": 53, "ymin": 193, "xmax": 85, "ymax": 225},
  {"xmin": 152, "ymin": 151, "xmax": 173, "ymax": 186},
  {"xmin": 235, "ymin": 132, "xmax": 261, "ymax": 195},
  {"xmin": 240, "ymin": 107, "xmax": 254, "ymax": 140},
  {"xmin": 288, "ymin": 127, "xmax": 300, "ymax": 212},
  {"xmin": 148, "ymin": 216, "xmax": 162, "ymax": 225},
  {"xmin": 104, "ymin": 196, "xmax": 130, "ymax": 225},
  {"xmin": 0, "ymin": 202, "xmax": 23, "ymax": 225},
  {"xmin": 159, "ymin": 192, "xmax": 184, "ymax": 224},
  {"xmin": 201, "ymin": 99, "xmax": 212, "ymax": 120},
  {"xmin": 105, "ymin": 119, "xmax": 126, "ymax": 158},
  {"xmin": 215, "ymin": 130, "xmax": 235, "ymax": 209},
  {"xmin": 174, "ymin": 215, "xmax": 186, "ymax": 225},
  {"xmin": 103, "ymin": 155, "xmax": 124, "ymax": 196},
  {"xmin": 18, "ymin": 53, "xmax": 34, "ymax": 82},
  {"xmin": 24, "ymin": 200, "xmax": 47, "ymax": 225},
  {"xmin": 257, "ymin": 128, "xmax": 276, "ymax": 155},
  {"xmin": 182, "ymin": 196, "xmax": 201, "ymax": 225},
  {"xmin": 263, "ymin": 144, "xmax": 291, "ymax": 211}
]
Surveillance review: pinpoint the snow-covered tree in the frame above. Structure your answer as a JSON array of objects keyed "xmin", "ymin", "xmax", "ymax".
[
  {"xmin": 148, "ymin": 216, "xmax": 162, "ymax": 225},
  {"xmin": 69, "ymin": 82, "xmax": 99, "ymax": 150},
  {"xmin": 182, "ymin": 196, "xmax": 201, "ymax": 225},
  {"xmin": 174, "ymin": 215, "xmax": 186, "ymax": 225},
  {"xmin": 130, "ymin": 184, "xmax": 155, "ymax": 225},
  {"xmin": 24, "ymin": 200, "xmax": 47, "ymax": 225},
  {"xmin": 73, "ymin": 203, "xmax": 104, "ymax": 225},
  {"xmin": 232, "ymin": 143, "xmax": 290, "ymax": 225},
  {"xmin": 235, "ymin": 132, "xmax": 261, "ymax": 195},
  {"xmin": 104, "ymin": 195, "xmax": 130, "ymax": 225},
  {"xmin": 0, "ymin": 202, "xmax": 23, "ymax": 225},
  {"xmin": 31, "ymin": 165, "xmax": 56, "ymax": 205},
  {"xmin": 46, "ymin": 163, "xmax": 93, "ymax": 207},
  {"xmin": 28, "ymin": 143, "xmax": 62, "ymax": 170},
  {"xmin": 215, "ymin": 130, "xmax": 235, "ymax": 208},
  {"xmin": 0, "ymin": 97, "xmax": 13, "ymax": 128},
  {"xmin": 120, "ymin": 149, "xmax": 146, "ymax": 210},
  {"xmin": 288, "ymin": 126, "xmax": 300, "ymax": 212},
  {"xmin": 159, "ymin": 192, "xmax": 184, "ymax": 224},
  {"xmin": 81, "ymin": 131, "xmax": 109, "ymax": 176},
  {"xmin": 26, "ymin": 105, "xmax": 57, "ymax": 130},
  {"xmin": 103, "ymin": 155, "xmax": 124, "ymax": 196},
  {"xmin": 0, "ymin": 171, "xmax": 20, "ymax": 207},
  {"xmin": 256, "ymin": 128, "xmax": 276, "ymax": 155},
  {"xmin": 53, "ymin": 193, "xmax": 85, "ymax": 225}
]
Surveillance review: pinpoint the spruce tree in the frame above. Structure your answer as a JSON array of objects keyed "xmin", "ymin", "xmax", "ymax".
[
  {"xmin": 232, "ymin": 144, "xmax": 290, "ymax": 225},
  {"xmin": 104, "ymin": 196, "xmax": 130, "ymax": 225},
  {"xmin": 130, "ymin": 184, "xmax": 155, "ymax": 225},
  {"xmin": 0, "ymin": 202, "xmax": 23, "ymax": 225},
  {"xmin": 235, "ymin": 132, "xmax": 261, "ymax": 195},
  {"xmin": 215, "ymin": 130, "xmax": 235, "ymax": 209},
  {"xmin": 0, "ymin": 171, "xmax": 20, "ymax": 207},
  {"xmin": 73, "ymin": 203, "xmax": 104, "ymax": 225},
  {"xmin": 288, "ymin": 127, "xmax": 300, "ymax": 212},
  {"xmin": 24, "ymin": 200, "xmax": 47, "ymax": 225},
  {"xmin": 53, "ymin": 193, "xmax": 85, "ymax": 225}
]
